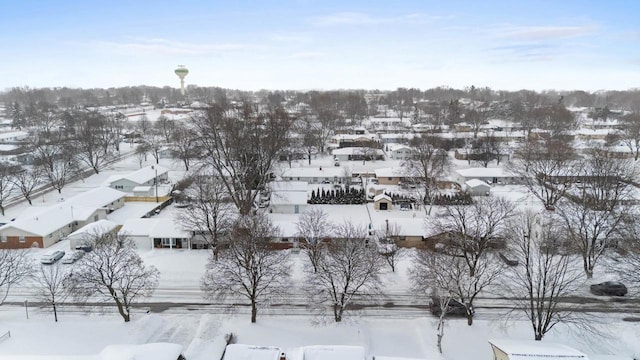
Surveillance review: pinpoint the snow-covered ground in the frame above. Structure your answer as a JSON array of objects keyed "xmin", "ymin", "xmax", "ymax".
[{"xmin": 1, "ymin": 137, "xmax": 639, "ymax": 359}]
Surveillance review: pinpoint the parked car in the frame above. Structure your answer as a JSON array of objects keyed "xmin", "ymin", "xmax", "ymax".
[
  {"xmin": 40, "ymin": 250, "xmax": 65, "ymax": 265},
  {"xmin": 61, "ymin": 250, "xmax": 84, "ymax": 264},
  {"xmin": 590, "ymin": 281, "xmax": 628, "ymax": 296},
  {"xmin": 429, "ymin": 297, "xmax": 474, "ymax": 317}
]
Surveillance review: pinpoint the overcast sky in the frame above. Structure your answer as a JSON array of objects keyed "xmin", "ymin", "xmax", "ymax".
[{"xmin": 1, "ymin": 0, "xmax": 639, "ymax": 92}]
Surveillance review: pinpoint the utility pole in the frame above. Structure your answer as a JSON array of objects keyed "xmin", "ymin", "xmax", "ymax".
[{"xmin": 153, "ymin": 166, "xmax": 159, "ymax": 203}]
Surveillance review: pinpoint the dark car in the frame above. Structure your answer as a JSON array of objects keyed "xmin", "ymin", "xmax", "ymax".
[
  {"xmin": 429, "ymin": 297, "xmax": 474, "ymax": 317},
  {"xmin": 590, "ymin": 281, "xmax": 628, "ymax": 296}
]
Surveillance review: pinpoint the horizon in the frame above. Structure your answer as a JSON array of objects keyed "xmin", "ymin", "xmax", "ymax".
[{"xmin": 1, "ymin": 1, "xmax": 639, "ymax": 92}]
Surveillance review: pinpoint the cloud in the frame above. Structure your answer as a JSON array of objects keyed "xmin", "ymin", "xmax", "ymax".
[
  {"xmin": 92, "ymin": 37, "xmax": 255, "ymax": 56},
  {"xmin": 288, "ymin": 51, "xmax": 325, "ymax": 59},
  {"xmin": 269, "ymin": 33, "xmax": 312, "ymax": 43},
  {"xmin": 495, "ymin": 25, "xmax": 597, "ymax": 41},
  {"xmin": 486, "ymin": 43, "xmax": 559, "ymax": 62},
  {"xmin": 309, "ymin": 12, "xmax": 447, "ymax": 27}
]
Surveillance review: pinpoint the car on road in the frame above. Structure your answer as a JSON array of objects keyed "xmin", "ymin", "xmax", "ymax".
[
  {"xmin": 590, "ymin": 281, "xmax": 628, "ymax": 296},
  {"xmin": 429, "ymin": 297, "xmax": 474, "ymax": 317},
  {"xmin": 40, "ymin": 250, "xmax": 65, "ymax": 265},
  {"xmin": 61, "ymin": 250, "xmax": 84, "ymax": 264}
]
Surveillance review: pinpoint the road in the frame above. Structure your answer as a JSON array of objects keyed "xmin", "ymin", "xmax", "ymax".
[{"xmin": 4, "ymin": 285, "xmax": 640, "ymax": 319}]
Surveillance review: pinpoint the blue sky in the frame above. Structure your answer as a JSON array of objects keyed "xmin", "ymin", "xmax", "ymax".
[{"xmin": 1, "ymin": 0, "xmax": 639, "ymax": 91}]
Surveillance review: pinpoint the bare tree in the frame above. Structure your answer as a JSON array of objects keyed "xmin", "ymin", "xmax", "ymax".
[
  {"xmin": 434, "ymin": 294, "xmax": 452, "ymax": 354},
  {"xmin": 36, "ymin": 263, "xmax": 72, "ymax": 322},
  {"xmin": 73, "ymin": 111, "xmax": 113, "ymax": 174},
  {"xmin": 504, "ymin": 210, "xmax": 584, "ymax": 340},
  {"xmin": 0, "ymin": 163, "xmax": 18, "ymax": 215},
  {"xmin": 135, "ymin": 142, "xmax": 150, "ymax": 168},
  {"xmin": 376, "ymin": 220, "xmax": 403, "ymax": 272},
  {"xmin": 170, "ymin": 123, "xmax": 201, "ymax": 171},
  {"xmin": 411, "ymin": 248, "xmax": 503, "ymax": 325},
  {"xmin": 11, "ymin": 166, "xmax": 42, "ymax": 205},
  {"xmin": 404, "ymin": 135, "xmax": 449, "ymax": 215},
  {"xmin": 508, "ymin": 139, "xmax": 578, "ymax": 210},
  {"xmin": 296, "ymin": 208, "xmax": 333, "ymax": 273},
  {"xmin": 202, "ymin": 215, "xmax": 290, "ymax": 323},
  {"xmin": 143, "ymin": 130, "xmax": 165, "ymax": 164},
  {"xmin": 66, "ymin": 233, "xmax": 159, "ymax": 322},
  {"xmin": 0, "ymin": 249, "xmax": 33, "ymax": 305},
  {"xmin": 195, "ymin": 105, "xmax": 291, "ymax": 215},
  {"xmin": 176, "ymin": 172, "xmax": 235, "ymax": 258},
  {"xmin": 436, "ymin": 196, "xmax": 515, "ymax": 277},
  {"xmin": 557, "ymin": 147, "xmax": 637, "ymax": 278},
  {"xmin": 620, "ymin": 112, "xmax": 640, "ymax": 161},
  {"xmin": 305, "ymin": 222, "xmax": 384, "ymax": 322}
]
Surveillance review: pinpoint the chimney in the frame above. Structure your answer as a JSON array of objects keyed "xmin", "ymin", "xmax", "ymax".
[{"xmin": 279, "ymin": 353, "xmax": 286, "ymax": 360}]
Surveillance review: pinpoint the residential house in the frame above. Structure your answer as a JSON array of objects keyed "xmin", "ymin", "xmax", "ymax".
[
  {"xmin": 455, "ymin": 167, "xmax": 520, "ymax": 185},
  {"xmin": 386, "ymin": 144, "xmax": 415, "ymax": 160},
  {"xmin": 67, "ymin": 219, "xmax": 119, "ymax": 250},
  {"xmin": 332, "ymin": 147, "xmax": 385, "ymax": 161},
  {"xmin": 280, "ymin": 167, "xmax": 345, "ymax": 184},
  {"xmin": 107, "ymin": 165, "xmax": 169, "ymax": 193},
  {"xmin": 488, "ymin": 339, "xmax": 589, "ymax": 360},
  {"xmin": 465, "ymin": 179, "xmax": 491, "ymax": 196},
  {"xmin": 119, "ymin": 218, "xmax": 191, "ymax": 250}
]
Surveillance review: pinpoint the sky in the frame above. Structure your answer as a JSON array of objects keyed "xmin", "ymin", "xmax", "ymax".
[{"xmin": 0, "ymin": 0, "xmax": 639, "ymax": 92}]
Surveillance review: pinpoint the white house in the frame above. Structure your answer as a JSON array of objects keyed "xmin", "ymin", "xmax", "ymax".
[
  {"xmin": 386, "ymin": 144, "xmax": 415, "ymax": 160},
  {"xmin": 465, "ymin": 179, "xmax": 491, "ymax": 196},
  {"xmin": 107, "ymin": 165, "xmax": 170, "ymax": 193},
  {"xmin": 119, "ymin": 218, "xmax": 191, "ymax": 250},
  {"xmin": 280, "ymin": 167, "xmax": 345, "ymax": 184},
  {"xmin": 67, "ymin": 219, "xmax": 119, "ymax": 250},
  {"xmin": 332, "ymin": 147, "xmax": 385, "ymax": 161},
  {"xmin": 488, "ymin": 339, "xmax": 589, "ymax": 360},
  {"xmin": 269, "ymin": 191, "xmax": 308, "ymax": 214},
  {"xmin": 0, "ymin": 204, "xmax": 107, "ymax": 249},
  {"xmin": 455, "ymin": 167, "xmax": 520, "ymax": 185},
  {"xmin": 67, "ymin": 186, "xmax": 127, "ymax": 212}
]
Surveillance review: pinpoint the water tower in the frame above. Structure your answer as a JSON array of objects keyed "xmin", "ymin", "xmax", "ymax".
[{"xmin": 174, "ymin": 65, "xmax": 189, "ymax": 95}]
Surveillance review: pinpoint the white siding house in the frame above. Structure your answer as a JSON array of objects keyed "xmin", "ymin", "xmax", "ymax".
[{"xmin": 108, "ymin": 165, "xmax": 169, "ymax": 193}]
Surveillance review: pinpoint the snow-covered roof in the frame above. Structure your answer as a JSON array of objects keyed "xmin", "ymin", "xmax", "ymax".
[
  {"xmin": 66, "ymin": 187, "xmax": 126, "ymax": 209},
  {"xmin": 99, "ymin": 342, "xmax": 184, "ymax": 360},
  {"xmin": 386, "ymin": 144, "xmax": 414, "ymax": 152},
  {"xmin": 0, "ymin": 204, "xmax": 99, "ymax": 237},
  {"xmin": 373, "ymin": 194, "xmax": 392, "ymax": 202},
  {"xmin": 109, "ymin": 165, "xmax": 169, "ymax": 185},
  {"xmin": 67, "ymin": 219, "xmax": 118, "ymax": 240},
  {"xmin": 223, "ymin": 344, "xmax": 281, "ymax": 360},
  {"xmin": 270, "ymin": 191, "xmax": 308, "ymax": 206},
  {"xmin": 332, "ymin": 147, "xmax": 384, "ymax": 156},
  {"xmin": 488, "ymin": 339, "xmax": 588, "ymax": 360},
  {"xmin": 456, "ymin": 167, "xmax": 508, "ymax": 178},
  {"xmin": 268, "ymin": 181, "xmax": 308, "ymax": 192},
  {"xmin": 465, "ymin": 179, "xmax": 490, "ymax": 188},
  {"xmin": 119, "ymin": 219, "xmax": 157, "ymax": 237},
  {"xmin": 281, "ymin": 167, "xmax": 345, "ymax": 178},
  {"xmin": 374, "ymin": 167, "xmax": 410, "ymax": 178},
  {"xmin": 304, "ymin": 345, "xmax": 365, "ymax": 360},
  {"xmin": 0, "ymin": 131, "xmax": 28, "ymax": 140}
]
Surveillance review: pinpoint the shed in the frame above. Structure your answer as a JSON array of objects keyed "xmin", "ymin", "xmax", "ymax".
[
  {"xmin": 488, "ymin": 339, "xmax": 589, "ymax": 360},
  {"xmin": 373, "ymin": 194, "xmax": 393, "ymax": 211},
  {"xmin": 465, "ymin": 179, "xmax": 490, "ymax": 196}
]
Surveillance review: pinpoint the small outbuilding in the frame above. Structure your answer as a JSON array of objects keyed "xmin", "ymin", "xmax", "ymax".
[
  {"xmin": 373, "ymin": 194, "xmax": 393, "ymax": 211},
  {"xmin": 465, "ymin": 179, "xmax": 491, "ymax": 196},
  {"xmin": 488, "ymin": 339, "xmax": 589, "ymax": 360}
]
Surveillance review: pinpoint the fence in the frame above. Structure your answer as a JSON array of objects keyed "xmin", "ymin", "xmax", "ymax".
[{"xmin": 0, "ymin": 330, "xmax": 10, "ymax": 343}]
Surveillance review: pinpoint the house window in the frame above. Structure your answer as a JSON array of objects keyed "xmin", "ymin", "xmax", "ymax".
[
  {"xmin": 1, "ymin": 235, "xmax": 6, "ymax": 243},
  {"xmin": 19, "ymin": 236, "xmax": 25, "ymax": 243},
  {"xmin": 388, "ymin": 177, "xmax": 392, "ymax": 181},
  {"xmin": 94, "ymin": 215, "xmax": 99, "ymax": 221},
  {"xmin": 162, "ymin": 238, "xmax": 176, "ymax": 247}
]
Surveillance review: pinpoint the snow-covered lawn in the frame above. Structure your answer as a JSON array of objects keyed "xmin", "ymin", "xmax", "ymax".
[{"xmin": 0, "ymin": 308, "xmax": 638, "ymax": 359}]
